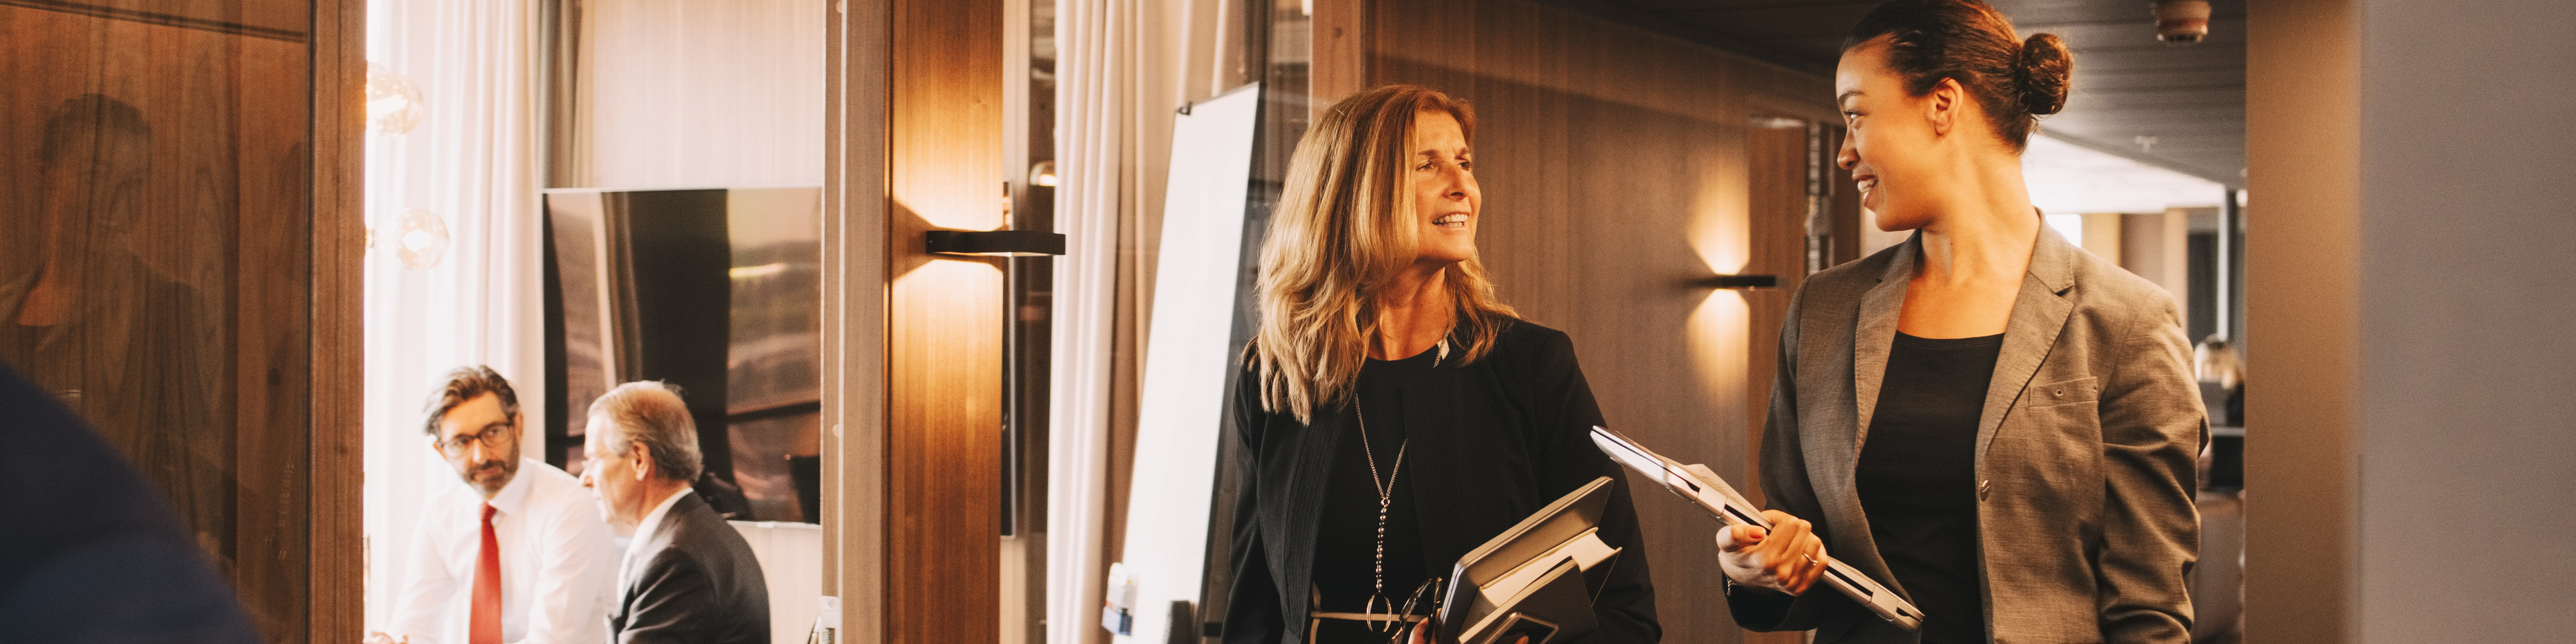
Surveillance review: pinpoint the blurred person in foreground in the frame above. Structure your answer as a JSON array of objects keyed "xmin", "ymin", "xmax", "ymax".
[
  {"xmin": 582, "ymin": 381, "xmax": 768, "ymax": 644},
  {"xmin": 0, "ymin": 358, "xmax": 257, "ymax": 643}
]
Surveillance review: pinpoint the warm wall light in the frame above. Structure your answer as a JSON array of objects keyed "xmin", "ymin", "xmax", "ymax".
[
  {"xmin": 1696, "ymin": 274, "xmax": 1779, "ymax": 289},
  {"xmin": 1028, "ymin": 161, "xmax": 1059, "ymax": 187},
  {"xmin": 389, "ymin": 208, "xmax": 450, "ymax": 269},
  {"xmin": 925, "ymin": 229, "xmax": 1066, "ymax": 257},
  {"xmin": 366, "ymin": 62, "xmax": 423, "ymax": 135}
]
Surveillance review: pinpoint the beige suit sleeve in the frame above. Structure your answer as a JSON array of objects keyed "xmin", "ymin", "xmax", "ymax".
[{"xmin": 2092, "ymin": 294, "xmax": 2207, "ymax": 643}]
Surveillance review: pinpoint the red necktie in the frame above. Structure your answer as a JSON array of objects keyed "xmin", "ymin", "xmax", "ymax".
[{"xmin": 470, "ymin": 502, "xmax": 502, "ymax": 644}]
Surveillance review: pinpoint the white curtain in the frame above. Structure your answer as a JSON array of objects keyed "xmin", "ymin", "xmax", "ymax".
[
  {"xmin": 1048, "ymin": 0, "xmax": 1133, "ymax": 642},
  {"xmin": 570, "ymin": 0, "xmax": 826, "ymax": 189},
  {"xmin": 360, "ymin": 0, "xmax": 545, "ymax": 629},
  {"xmin": 1052, "ymin": 0, "xmax": 1223, "ymax": 641}
]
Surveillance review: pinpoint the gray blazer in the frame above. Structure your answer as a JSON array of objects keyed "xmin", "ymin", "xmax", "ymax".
[{"xmin": 1728, "ymin": 229, "xmax": 2205, "ymax": 644}]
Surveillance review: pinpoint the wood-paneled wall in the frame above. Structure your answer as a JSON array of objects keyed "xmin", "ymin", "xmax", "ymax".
[
  {"xmin": 1337, "ymin": 1, "xmax": 1848, "ymax": 641},
  {"xmin": 0, "ymin": 0, "xmax": 362, "ymax": 641},
  {"xmin": 847, "ymin": 0, "xmax": 1008, "ymax": 643},
  {"xmin": 311, "ymin": 0, "xmax": 367, "ymax": 641}
]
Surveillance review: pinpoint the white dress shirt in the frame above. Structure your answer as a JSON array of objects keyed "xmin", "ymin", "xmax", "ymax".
[
  {"xmin": 387, "ymin": 459, "xmax": 619, "ymax": 644},
  {"xmin": 616, "ymin": 488, "xmax": 694, "ymax": 591}
]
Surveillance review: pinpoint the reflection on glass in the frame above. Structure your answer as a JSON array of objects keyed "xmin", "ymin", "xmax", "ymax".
[
  {"xmin": 544, "ymin": 187, "xmax": 820, "ymax": 523},
  {"xmin": 723, "ymin": 188, "xmax": 822, "ymax": 523},
  {"xmin": 6, "ymin": 95, "xmax": 235, "ymax": 580}
]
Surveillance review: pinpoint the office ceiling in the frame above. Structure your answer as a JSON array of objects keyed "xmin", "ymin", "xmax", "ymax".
[{"xmin": 1539, "ymin": 0, "xmax": 2246, "ymax": 188}]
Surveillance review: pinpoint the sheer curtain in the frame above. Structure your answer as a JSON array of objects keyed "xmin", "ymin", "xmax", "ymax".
[
  {"xmin": 360, "ymin": 0, "xmax": 545, "ymax": 629},
  {"xmin": 1053, "ymin": 0, "xmax": 1226, "ymax": 641},
  {"xmin": 565, "ymin": 0, "xmax": 825, "ymax": 189},
  {"xmin": 1049, "ymin": 0, "xmax": 1133, "ymax": 642}
]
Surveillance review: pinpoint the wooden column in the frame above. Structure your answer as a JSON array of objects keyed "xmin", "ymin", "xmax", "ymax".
[
  {"xmin": 2244, "ymin": 0, "xmax": 2359, "ymax": 642},
  {"xmin": 827, "ymin": 0, "xmax": 1006, "ymax": 641},
  {"xmin": 311, "ymin": 0, "xmax": 368, "ymax": 641},
  {"xmin": 887, "ymin": 0, "xmax": 1006, "ymax": 639}
]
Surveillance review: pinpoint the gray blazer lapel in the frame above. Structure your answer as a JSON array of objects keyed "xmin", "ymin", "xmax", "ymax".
[
  {"xmin": 1849, "ymin": 233, "xmax": 1917, "ymax": 448},
  {"xmin": 1976, "ymin": 229, "xmax": 2079, "ymax": 460},
  {"xmin": 1811, "ymin": 234, "xmax": 1915, "ymax": 586}
]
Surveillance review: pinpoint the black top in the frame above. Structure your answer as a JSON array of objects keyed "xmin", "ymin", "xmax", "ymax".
[
  {"xmin": 1224, "ymin": 321, "xmax": 1659, "ymax": 644},
  {"xmin": 1856, "ymin": 331, "xmax": 2002, "ymax": 644},
  {"xmin": 1312, "ymin": 348, "xmax": 1434, "ymax": 613}
]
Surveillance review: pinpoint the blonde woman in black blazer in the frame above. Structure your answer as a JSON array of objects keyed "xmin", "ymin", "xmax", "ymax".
[
  {"xmin": 1717, "ymin": 2, "xmax": 2205, "ymax": 643},
  {"xmin": 1225, "ymin": 85, "xmax": 1659, "ymax": 644}
]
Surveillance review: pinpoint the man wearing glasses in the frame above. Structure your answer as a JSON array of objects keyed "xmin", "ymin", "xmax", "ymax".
[{"xmin": 370, "ymin": 366, "xmax": 619, "ymax": 644}]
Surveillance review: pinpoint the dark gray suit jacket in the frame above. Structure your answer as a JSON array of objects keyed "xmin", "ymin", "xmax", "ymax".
[
  {"xmin": 610, "ymin": 492, "xmax": 771, "ymax": 644},
  {"xmin": 1729, "ymin": 229, "xmax": 2204, "ymax": 644}
]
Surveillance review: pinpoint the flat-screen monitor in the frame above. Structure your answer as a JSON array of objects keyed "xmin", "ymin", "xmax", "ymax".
[{"xmin": 543, "ymin": 186, "xmax": 822, "ymax": 523}]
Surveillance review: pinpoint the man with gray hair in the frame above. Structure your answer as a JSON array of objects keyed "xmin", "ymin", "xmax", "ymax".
[{"xmin": 579, "ymin": 381, "xmax": 769, "ymax": 644}]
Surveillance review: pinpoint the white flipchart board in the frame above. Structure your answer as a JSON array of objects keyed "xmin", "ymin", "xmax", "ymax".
[{"xmin": 1113, "ymin": 82, "xmax": 1261, "ymax": 644}]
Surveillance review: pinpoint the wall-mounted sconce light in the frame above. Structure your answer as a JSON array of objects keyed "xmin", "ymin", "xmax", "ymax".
[
  {"xmin": 925, "ymin": 229, "xmax": 1067, "ymax": 257},
  {"xmin": 1028, "ymin": 161, "xmax": 1059, "ymax": 187},
  {"xmin": 1697, "ymin": 274, "xmax": 1779, "ymax": 289}
]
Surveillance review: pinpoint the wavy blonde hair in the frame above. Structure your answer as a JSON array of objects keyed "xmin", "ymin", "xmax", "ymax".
[{"xmin": 1250, "ymin": 85, "xmax": 1519, "ymax": 424}]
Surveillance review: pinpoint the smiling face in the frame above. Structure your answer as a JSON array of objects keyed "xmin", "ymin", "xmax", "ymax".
[
  {"xmin": 1407, "ymin": 109, "xmax": 1481, "ymax": 266},
  {"xmin": 1835, "ymin": 38, "xmax": 1947, "ymax": 232}
]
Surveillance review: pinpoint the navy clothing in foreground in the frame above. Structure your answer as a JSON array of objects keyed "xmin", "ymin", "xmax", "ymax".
[
  {"xmin": 0, "ymin": 359, "xmax": 260, "ymax": 643},
  {"xmin": 1224, "ymin": 321, "xmax": 1660, "ymax": 644},
  {"xmin": 1856, "ymin": 332, "xmax": 2002, "ymax": 644}
]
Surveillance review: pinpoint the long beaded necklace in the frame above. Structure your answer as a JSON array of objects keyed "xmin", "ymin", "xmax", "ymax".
[{"xmin": 1356, "ymin": 336, "xmax": 1446, "ymax": 632}]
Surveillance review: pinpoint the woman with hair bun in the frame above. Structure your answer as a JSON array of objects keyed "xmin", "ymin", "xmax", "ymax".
[{"xmin": 1713, "ymin": 1, "xmax": 2204, "ymax": 643}]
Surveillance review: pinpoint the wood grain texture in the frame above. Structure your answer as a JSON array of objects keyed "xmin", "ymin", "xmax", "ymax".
[
  {"xmin": 1353, "ymin": 1, "xmax": 1835, "ymax": 641},
  {"xmin": 1735, "ymin": 125, "xmax": 1813, "ymax": 644},
  {"xmin": 0, "ymin": 1, "xmax": 342, "ymax": 640},
  {"xmin": 309, "ymin": 0, "xmax": 366, "ymax": 641},
  {"xmin": 1743, "ymin": 124, "xmax": 1809, "ymax": 513},
  {"xmin": 822, "ymin": 0, "xmax": 891, "ymax": 635},
  {"xmin": 883, "ymin": 0, "xmax": 1005, "ymax": 643},
  {"xmin": 1309, "ymin": 0, "xmax": 1368, "ymax": 111}
]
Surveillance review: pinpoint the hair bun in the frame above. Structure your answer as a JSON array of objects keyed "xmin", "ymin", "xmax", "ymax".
[{"xmin": 2015, "ymin": 32, "xmax": 2073, "ymax": 116}]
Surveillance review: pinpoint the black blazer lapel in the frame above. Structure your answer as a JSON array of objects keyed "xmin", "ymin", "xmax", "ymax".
[
  {"xmin": 612, "ymin": 492, "xmax": 701, "ymax": 636},
  {"xmin": 1275, "ymin": 404, "xmax": 1343, "ymax": 633}
]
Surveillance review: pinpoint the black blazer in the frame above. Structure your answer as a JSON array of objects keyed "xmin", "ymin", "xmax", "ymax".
[
  {"xmin": 1223, "ymin": 321, "xmax": 1659, "ymax": 644},
  {"xmin": 610, "ymin": 492, "xmax": 771, "ymax": 644}
]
